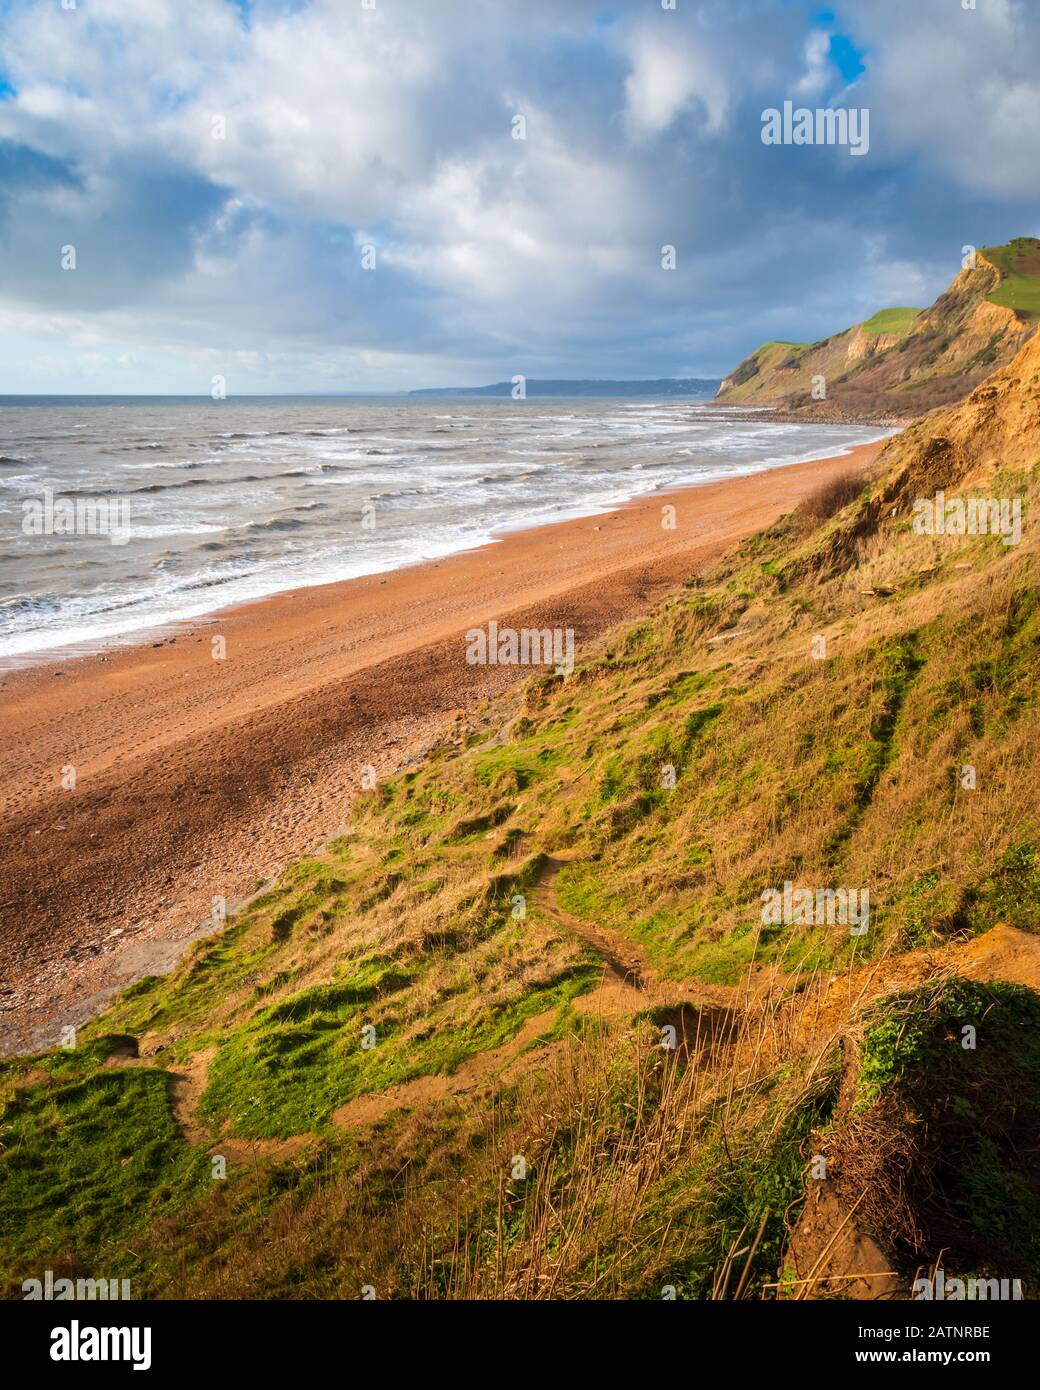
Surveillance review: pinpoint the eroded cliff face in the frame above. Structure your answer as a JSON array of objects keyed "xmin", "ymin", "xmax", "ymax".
[
  {"xmin": 718, "ymin": 242, "xmax": 1039, "ymax": 422},
  {"xmin": 873, "ymin": 315, "xmax": 1040, "ymax": 492}
]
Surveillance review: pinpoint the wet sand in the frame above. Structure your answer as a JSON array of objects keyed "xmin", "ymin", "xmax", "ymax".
[{"xmin": 0, "ymin": 441, "xmax": 882, "ymax": 1053}]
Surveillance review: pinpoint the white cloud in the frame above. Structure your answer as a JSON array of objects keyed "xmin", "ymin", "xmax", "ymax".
[
  {"xmin": 845, "ymin": 0, "xmax": 1040, "ymax": 197},
  {"xmin": 387, "ymin": 129, "xmax": 647, "ymax": 320},
  {"xmin": 794, "ymin": 29, "xmax": 832, "ymax": 96},
  {"xmin": 623, "ymin": 28, "xmax": 729, "ymax": 139}
]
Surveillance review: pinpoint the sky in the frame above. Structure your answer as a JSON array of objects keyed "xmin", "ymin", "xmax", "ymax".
[{"xmin": 0, "ymin": 0, "xmax": 1038, "ymax": 394}]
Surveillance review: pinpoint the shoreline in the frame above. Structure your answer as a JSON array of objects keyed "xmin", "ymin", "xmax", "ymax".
[
  {"xmin": 0, "ymin": 439, "xmax": 883, "ymax": 1054},
  {"xmin": 0, "ymin": 425, "xmax": 892, "ymax": 672}
]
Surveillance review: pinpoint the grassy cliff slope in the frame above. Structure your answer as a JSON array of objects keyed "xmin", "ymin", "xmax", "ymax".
[{"xmin": 3, "ymin": 336, "xmax": 1040, "ymax": 1300}]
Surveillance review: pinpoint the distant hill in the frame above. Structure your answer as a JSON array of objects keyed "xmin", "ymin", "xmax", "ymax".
[
  {"xmin": 410, "ymin": 378, "xmax": 720, "ymax": 398},
  {"xmin": 717, "ymin": 236, "xmax": 1040, "ymax": 421}
]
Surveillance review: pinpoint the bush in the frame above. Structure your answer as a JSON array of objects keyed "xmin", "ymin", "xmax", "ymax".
[{"xmin": 797, "ymin": 470, "xmax": 864, "ymax": 524}]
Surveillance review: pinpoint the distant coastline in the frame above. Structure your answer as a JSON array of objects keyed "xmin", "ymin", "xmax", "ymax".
[{"xmin": 408, "ymin": 378, "xmax": 722, "ymax": 397}]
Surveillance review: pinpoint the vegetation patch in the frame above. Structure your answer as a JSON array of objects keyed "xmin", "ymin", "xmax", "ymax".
[
  {"xmin": 200, "ymin": 959, "xmax": 600, "ymax": 1139},
  {"xmin": 982, "ymin": 238, "xmax": 1040, "ymax": 319},
  {"xmin": 0, "ymin": 1067, "xmax": 207, "ymax": 1287},
  {"xmin": 835, "ymin": 979, "xmax": 1040, "ymax": 1279},
  {"xmin": 860, "ymin": 307, "xmax": 922, "ymax": 335}
]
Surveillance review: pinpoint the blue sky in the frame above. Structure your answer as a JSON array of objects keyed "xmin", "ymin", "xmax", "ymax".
[{"xmin": 0, "ymin": 0, "xmax": 1037, "ymax": 394}]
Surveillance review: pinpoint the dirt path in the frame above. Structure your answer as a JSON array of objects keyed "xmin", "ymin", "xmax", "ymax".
[
  {"xmin": 154, "ymin": 984, "xmax": 643, "ymax": 1160},
  {"xmin": 148, "ymin": 849, "xmax": 742, "ymax": 1156},
  {"xmin": 534, "ymin": 856, "xmax": 653, "ymax": 991}
]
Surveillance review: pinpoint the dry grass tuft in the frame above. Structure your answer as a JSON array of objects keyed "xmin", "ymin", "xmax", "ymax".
[{"xmin": 797, "ymin": 470, "xmax": 867, "ymax": 524}]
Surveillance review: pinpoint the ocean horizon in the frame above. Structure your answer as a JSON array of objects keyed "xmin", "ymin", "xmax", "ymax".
[{"xmin": 0, "ymin": 396, "xmax": 890, "ymax": 662}]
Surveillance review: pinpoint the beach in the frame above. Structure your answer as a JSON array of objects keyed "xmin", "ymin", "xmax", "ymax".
[{"xmin": 0, "ymin": 440, "xmax": 881, "ymax": 1053}]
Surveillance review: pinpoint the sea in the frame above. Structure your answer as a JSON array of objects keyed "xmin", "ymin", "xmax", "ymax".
[{"xmin": 0, "ymin": 395, "xmax": 892, "ymax": 663}]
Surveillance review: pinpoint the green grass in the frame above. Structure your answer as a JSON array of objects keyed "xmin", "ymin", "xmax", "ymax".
[
  {"xmin": 960, "ymin": 841, "xmax": 1040, "ymax": 936},
  {"xmin": 199, "ymin": 958, "xmax": 600, "ymax": 1140},
  {"xmin": 982, "ymin": 239, "xmax": 1040, "ymax": 320},
  {"xmin": 757, "ymin": 340, "xmax": 811, "ymax": 353},
  {"xmin": 860, "ymin": 306, "xmax": 922, "ymax": 334},
  {"xmin": 0, "ymin": 1066, "xmax": 209, "ymax": 1282}
]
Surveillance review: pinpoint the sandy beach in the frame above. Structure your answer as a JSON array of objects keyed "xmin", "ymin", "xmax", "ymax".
[{"xmin": 0, "ymin": 440, "xmax": 881, "ymax": 1053}]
